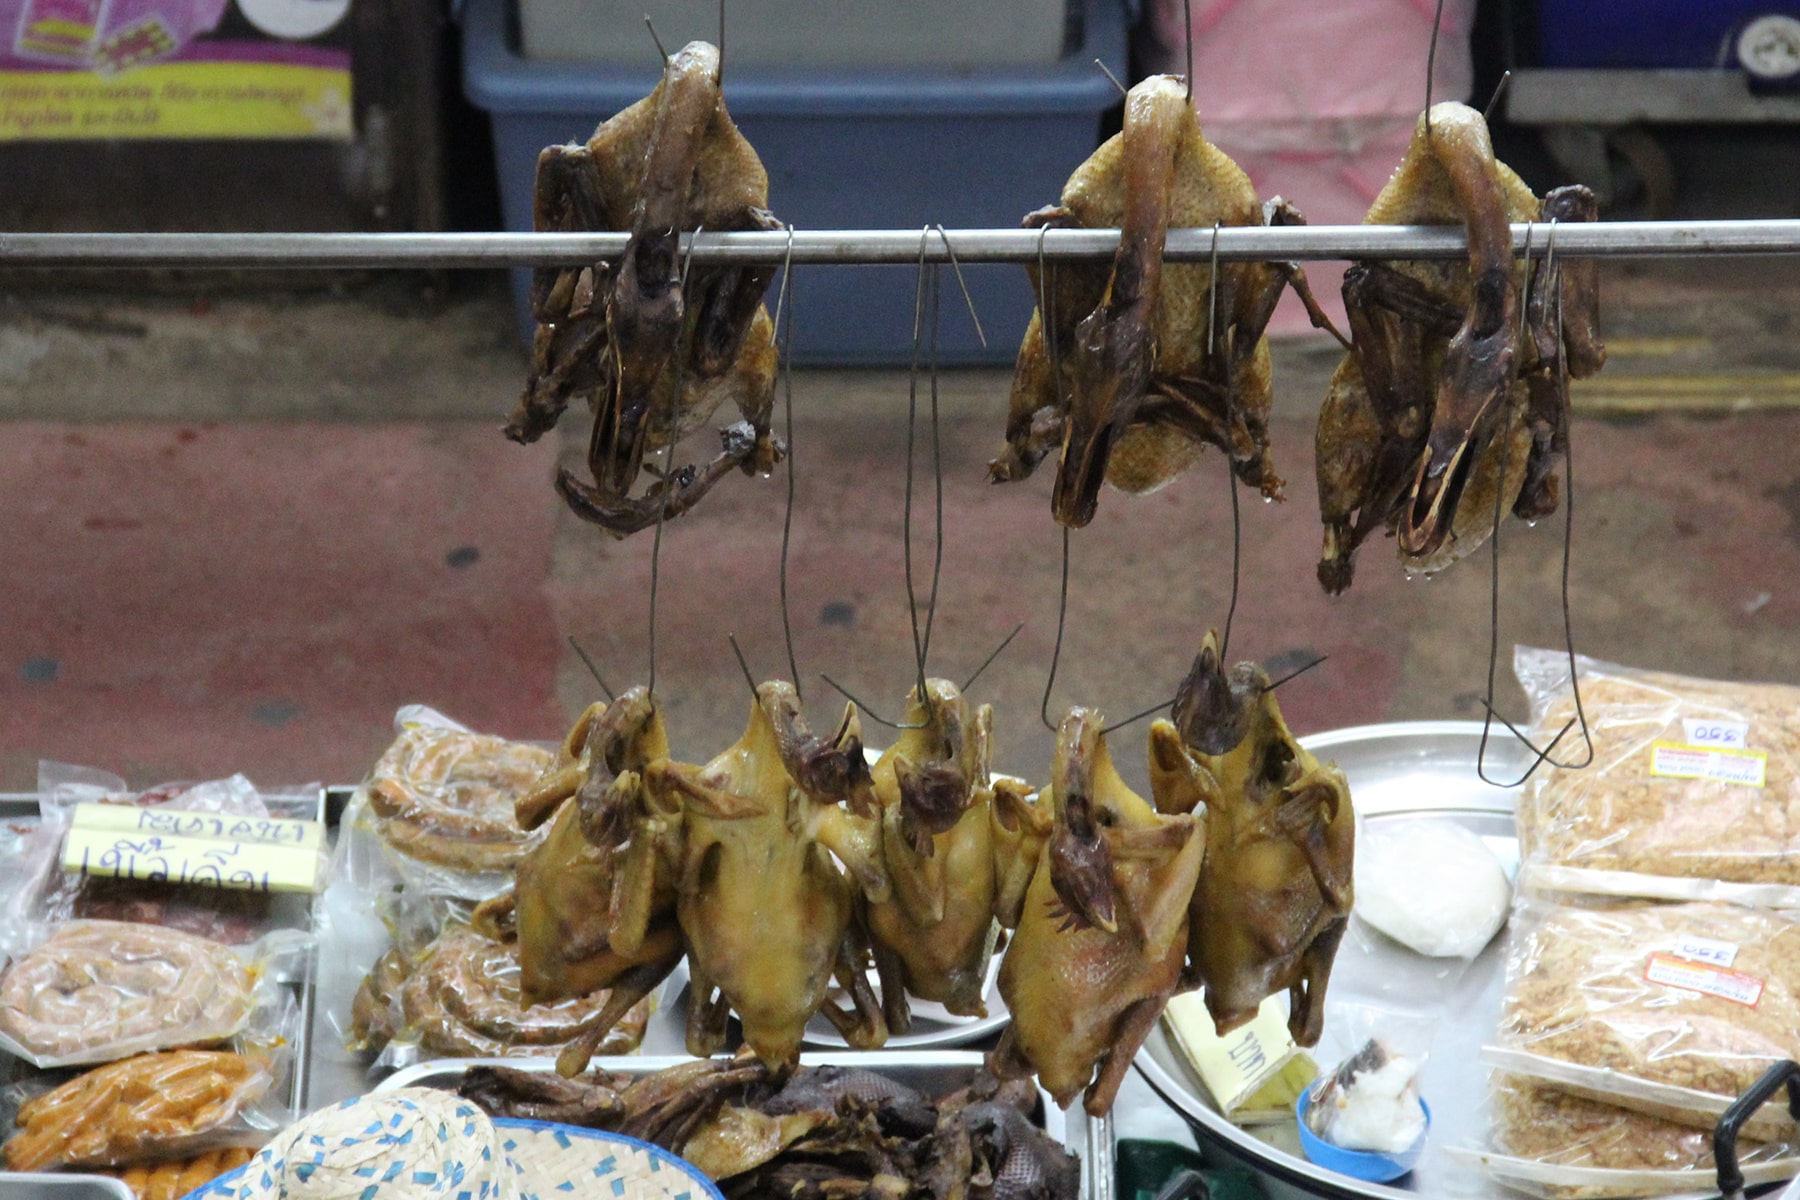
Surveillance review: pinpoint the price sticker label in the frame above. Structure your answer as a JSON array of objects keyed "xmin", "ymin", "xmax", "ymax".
[
  {"xmin": 1651, "ymin": 742, "xmax": 1767, "ymax": 788},
  {"xmin": 1645, "ymin": 953, "xmax": 1764, "ymax": 1007},
  {"xmin": 1681, "ymin": 719, "xmax": 1750, "ymax": 749},
  {"xmin": 1673, "ymin": 936, "xmax": 1740, "ymax": 969}
]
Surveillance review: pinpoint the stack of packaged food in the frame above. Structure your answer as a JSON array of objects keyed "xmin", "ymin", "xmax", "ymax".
[
  {"xmin": 0, "ymin": 766, "xmax": 322, "ymax": 1197},
  {"xmin": 1463, "ymin": 649, "xmax": 1800, "ymax": 1199}
]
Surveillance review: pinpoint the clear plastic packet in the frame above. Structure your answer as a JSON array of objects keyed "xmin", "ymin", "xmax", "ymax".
[
  {"xmin": 1353, "ymin": 817, "xmax": 1513, "ymax": 958},
  {"xmin": 0, "ymin": 919, "xmax": 310, "ymax": 1070},
  {"xmin": 1514, "ymin": 647, "xmax": 1800, "ymax": 906},
  {"xmin": 348, "ymin": 922, "xmax": 652, "ymax": 1071},
  {"xmin": 99, "ymin": 1146, "xmax": 259, "ymax": 1198},
  {"xmin": 316, "ymin": 707, "xmax": 558, "ymax": 1054},
  {"xmin": 0, "ymin": 1048, "xmax": 285, "ymax": 1171},
  {"xmin": 1449, "ymin": 1075, "xmax": 1800, "ymax": 1199},
  {"xmin": 1487, "ymin": 898, "xmax": 1800, "ymax": 1139},
  {"xmin": 0, "ymin": 763, "xmax": 324, "ymax": 959},
  {"xmin": 351, "ymin": 705, "xmax": 556, "ymax": 899}
]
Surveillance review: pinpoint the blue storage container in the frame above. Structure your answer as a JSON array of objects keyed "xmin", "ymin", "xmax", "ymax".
[
  {"xmin": 1537, "ymin": 0, "xmax": 1800, "ymax": 73},
  {"xmin": 461, "ymin": 0, "xmax": 1128, "ymax": 364}
]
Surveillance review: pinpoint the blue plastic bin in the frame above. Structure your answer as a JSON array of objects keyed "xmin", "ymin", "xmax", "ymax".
[
  {"xmin": 1537, "ymin": 0, "xmax": 1800, "ymax": 72},
  {"xmin": 461, "ymin": 0, "xmax": 1128, "ymax": 364}
]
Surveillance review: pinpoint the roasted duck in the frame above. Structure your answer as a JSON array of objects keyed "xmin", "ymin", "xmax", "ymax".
[
  {"xmin": 990, "ymin": 73, "xmax": 1330, "ymax": 526},
  {"xmin": 1171, "ymin": 633, "xmax": 1353, "ymax": 1046},
  {"xmin": 1315, "ymin": 101, "xmax": 1605, "ymax": 592},
  {"xmin": 509, "ymin": 40, "xmax": 784, "ymax": 537},
  {"xmin": 861, "ymin": 680, "xmax": 1005, "ymax": 1032},
  {"xmin": 992, "ymin": 709, "xmax": 1204, "ymax": 1115},
  {"xmin": 459, "ymin": 1058, "xmax": 1079, "ymax": 1200},
  {"xmin": 643, "ymin": 682, "xmax": 890, "ymax": 1066}
]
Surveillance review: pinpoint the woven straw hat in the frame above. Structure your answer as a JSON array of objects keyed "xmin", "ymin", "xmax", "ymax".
[{"xmin": 186, "ymin": 1088, "xmax": 721, "ymax": 1200}]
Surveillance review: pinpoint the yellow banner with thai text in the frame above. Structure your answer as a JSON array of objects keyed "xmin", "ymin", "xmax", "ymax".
[{"xmin": 0, "ymin": 60, "xmax": 351, "ymax": 140}]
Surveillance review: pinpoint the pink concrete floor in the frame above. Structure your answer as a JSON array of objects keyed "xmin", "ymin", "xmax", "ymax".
[{"xmin": 2, "ymin": 264, "xmax": 1798, "ymax": 794}]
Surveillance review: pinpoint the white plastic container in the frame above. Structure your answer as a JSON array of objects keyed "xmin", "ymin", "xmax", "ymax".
[{"xmin": 519, "ymin": 0, "xmax": 1076, "ymax": 67}]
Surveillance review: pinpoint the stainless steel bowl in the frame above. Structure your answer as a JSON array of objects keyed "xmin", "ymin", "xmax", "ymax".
[{"xmin": 1134, "ymin": 721, "xmax": 1528, "ymax": 1200}]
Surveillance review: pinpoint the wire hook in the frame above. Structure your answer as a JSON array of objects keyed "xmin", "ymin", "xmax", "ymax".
[
  {"xmin": 1423, "ymin": 0, "xmax": 1446, "ymax": 138},
  {"xmin": 773, "ymin": 225, "xmax": 803, "ymax": 697}
]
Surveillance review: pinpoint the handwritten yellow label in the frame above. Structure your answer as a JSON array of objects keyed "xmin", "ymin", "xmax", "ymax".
[{"xmin": 60, "ymin": 802, "xmax": 326, "ymax": 893}]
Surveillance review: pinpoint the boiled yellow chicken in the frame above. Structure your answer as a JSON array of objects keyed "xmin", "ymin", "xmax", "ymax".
[
  {"xmin": 644, "ymin": 682, "xmax": 889, "ymax": 1066},
  {"xmin": 861, "ymin": 680, "xmax": 1003, "ymax": 1032},
  {"xmin": 1174, "ymin": 633, "xmax": 1354, "ymax": 1046},
  {"xmin": 992, "ymin": 710, "xmax": 1204, "ymax": 1115},
  {"xmin": 991, "ymin": 73, "xmax": 1330, "ymax": 527}
]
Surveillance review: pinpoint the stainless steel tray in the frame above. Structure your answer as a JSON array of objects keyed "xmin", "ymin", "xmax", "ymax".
[
  {"xmin": 1135, "ymin": 721, "xmax": 1529, "ymax": 1200},
  {"xmin": 656, "ymin": 956, "xmax": 1010, "ymax": 1052},
  {"xmin": 379, "ymin": 1050, "xmax": 1112, "ymax": 1200},
  {"xmin": 0, "ymin": 1173, "xmax": 134, "ymax": 1200},
  {"xmin": 0, "ymin": 787, "xmax": 327, "ymax": 1176}
]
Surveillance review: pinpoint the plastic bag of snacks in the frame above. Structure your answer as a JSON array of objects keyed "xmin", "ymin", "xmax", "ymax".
[
  {"xmin": 1, "ymin": 1049, "xmax": 282, "ymax": 1172},
  {"xmin": 348, "ymin": 922, "xmax": 652, "ymax": 1069},
  {"xmin": 1453, "ymin": 1075, "xmax": 1800, "ymax": 1199},
  {"xmin": 0, "ymin": 918, "xmax": 309, "ymax": 1069},
  {"xmin": 1514, "ymin": 647, "xmax": 1800, "ymax": 906},
  {"xmin": 1485, "ymin": 898, "xmax": 1800, "ymax": 1140}
]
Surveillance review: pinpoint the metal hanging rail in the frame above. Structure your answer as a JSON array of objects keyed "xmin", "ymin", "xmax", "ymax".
[{"xmin": 4, "ymin": 219, "xmax": 1800, "ymax": 269}]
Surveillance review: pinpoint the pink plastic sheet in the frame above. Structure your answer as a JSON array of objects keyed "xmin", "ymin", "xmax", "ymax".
[{"xmin": 1138, "ymin": 0, "xmax": 1476, "ymax": 333}]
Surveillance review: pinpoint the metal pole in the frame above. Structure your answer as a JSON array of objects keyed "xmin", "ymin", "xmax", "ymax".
[{"xmin": 3, "ymin": 219, "xmax": 1800, "ymax": 269}]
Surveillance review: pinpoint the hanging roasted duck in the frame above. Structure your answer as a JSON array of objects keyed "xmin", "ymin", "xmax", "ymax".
[
  {"xmin": 1166, "ymin": 632, "xmax": 1353, "ymax": 1046},
  {"xmin": 991, "ymin": 709, "xmax": 1204, "ymax": 1115},
  {"xmin": 1314, "ymin": 101, "xmax": 1605, "ymax": 592},
  {"xmin": 640, "ymin": 681, "xmax": 890, "ymax": 1067},
  {"xmin": 990, "ymin": 73, "xmax": 1333, "ymax": 527},
  {"xmin": 508, "ymin": 40, "xmax": 784, "ymax": 537},
  {"xmin": 860, "ymin": 679, "xmax": 1044, "ymax": 1034}
]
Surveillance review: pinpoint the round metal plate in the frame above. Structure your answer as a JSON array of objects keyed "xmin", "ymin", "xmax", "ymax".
[{"xmin": 1134, "ymin": 720, "xmax": 1531, "ymax": 1200}]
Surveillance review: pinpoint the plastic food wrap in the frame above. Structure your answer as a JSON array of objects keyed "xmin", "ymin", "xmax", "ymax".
[
  {"xmin": 0, "ymin": 764, "xmax": 321, "ymax": 956},
  {"xmin": 317, "ymin": 707, "xmax": 558, "ymax": 1048},
  {"xmin": 1515, "ymin": 647, "xmax": 1800, "ymax": 904},
  {"xmin": 1454, "ymin": 1077, "xmax": 1799, "ymax": 1199},
  {"xmin": 1354, "ymin": 818, "xmax": 1512, "ymax": 957},
  {"xmin": 1, "ymin": 1050, "xmax": 273, "ymax": 1171},
  {"xmin": 349, "ymin": 925, "xmax": 651, "ymax": 1067},
  {"xmin": 0, "ymin": 920, "xmax": 265, "ymax": 1068},
  {"xmin": 362, "ymin": 708, "xmax": 554, "ymax": 880},
  {"xmin": 105, "ymin": 1146, "xmax": 257, "ymax": 1200},
  {"xmin": 1489, "ymin": 899, "xmax": 1800, "ymax": 1138}
]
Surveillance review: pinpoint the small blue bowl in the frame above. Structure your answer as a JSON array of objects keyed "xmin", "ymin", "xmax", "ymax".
[{"xmin": 1295, "ymin": 1089, "xmax": 1431, "ymax": 1183}]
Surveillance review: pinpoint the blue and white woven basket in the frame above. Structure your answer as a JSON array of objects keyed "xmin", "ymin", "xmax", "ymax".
[{"xmin": 184, "ymin": 1088, "xmax": 723, "ymax": 1200}]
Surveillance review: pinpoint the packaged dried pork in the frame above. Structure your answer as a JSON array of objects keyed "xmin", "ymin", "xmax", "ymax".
[
  {"xmin": 1455, "ymin": 1076, "xmax": 1799, "ymax": 1199},
  {"xmin": 1487, "ymin": 899, "xmax": 1800, "ymax": 1140},
  {"xmin": 1515, "ymin": 647, "xmax": 1800, "ymax": 905}
]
